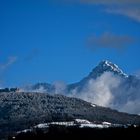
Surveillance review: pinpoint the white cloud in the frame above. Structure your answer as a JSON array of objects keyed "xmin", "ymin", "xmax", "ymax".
[
  {"xmin": 53, "ymin": 81, "xmax": 67, "ymax": 94},
  {"xmin": 120, "ymin": 100, "xmax": 140, "ymax": 114},
  {"xmin": 80, "ymin": 0, "xmax": 140, "ymax": 5},
  {"xmin": 81, "ymin": 0, "xmax": 140, "ymax": 23},
  {"xmin": 68, "ymin": 72, "xmax": 140, "ymax": 114},
  {"xmin": 0, "ymin": 56, "xmax": 17, "ymax": 70},
  {"xmin": 106, "ymin": 8, "xmax": 140, "ymax": 23},
  {"xmin": 60, "ymin": 0, "xmax": 140, "ymax": 5},
  {"xmin": 134, "ymin": 70, "xmax": 140, "ymax": 79},
  {"xmin": 87, "ymin": 32, "xmax": 134, "ymax": 50},
  {"xmin": 70, "ymin": 72, "xmax": 121, "ymax": 107},
  {"xmin": 57, "ymin": 0, "xmax": 140, "ymax": 23}
]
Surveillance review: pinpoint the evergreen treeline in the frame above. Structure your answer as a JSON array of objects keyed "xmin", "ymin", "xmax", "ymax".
[{"xmin": 0, "ymin": 92, "xmax": 140, "ymax": 139}]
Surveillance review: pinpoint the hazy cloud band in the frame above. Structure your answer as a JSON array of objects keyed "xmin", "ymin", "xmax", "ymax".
[{"xmin": 87, "ymin": 32, "xmax": 135, "ymax": 50}]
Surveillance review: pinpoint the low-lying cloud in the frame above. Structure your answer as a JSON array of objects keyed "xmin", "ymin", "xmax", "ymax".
[
  {"xmin": 24, "ymin": 70, "xmax": 140, "ymax": 114},
  {"xmin": 87, "ymin": 32, "xmax": 134, "ymax": 50},
  {"xmin": 69, "ymin": 72, "xmax": 120, "ymax": 107},
  {"xmin": 68, "ymin": 72, "xmax": 140, "ymax": 114},
  {"xmin": 120, "ymin": 100, "xmax": 140, "ymax": 115},
  {"xmin": 53, "ymin": 81, "xmax": 67, "ymax": 94}
]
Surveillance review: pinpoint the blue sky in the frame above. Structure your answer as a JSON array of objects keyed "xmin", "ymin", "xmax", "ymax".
[{"xmin": 0, "ymin": 0, "xmax": 140, "ymax": 87}]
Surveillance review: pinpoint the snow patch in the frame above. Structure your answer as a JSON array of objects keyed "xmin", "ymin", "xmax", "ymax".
[
  {"xmin": 17, "ymin": 129, "xmax": 32, "ymax": 134},
  {"xmin": 75, "ymin": 119, "xmax": 111, "ymax": 128},
  {"xmin": 80, "ymin": 124, "xmax": 109, "ymax": 129},
  {"xmin": 102, "ymin": 122, "xmax": 112, "ymax": 125},
  {"xmin": 75, "ymin": 119, "xmax": 91, "ymax": 124},
  {"xmin": 103, "ymin": 60, "xmax": 128, "ymax": 78},
  {"xmin": 35, "ymin": 121, "xmax": 75, "ymax": 129},
  {"xmin": 35, "ymin": 123, "xmax": 49, "ymax": 129},
  {"xmin": 51, "ymin": 121, "xmax": 75, "ymax": 126},
  {"xmin": 91, "ymin": 103, "xmax": 96, "ymax": 107}
]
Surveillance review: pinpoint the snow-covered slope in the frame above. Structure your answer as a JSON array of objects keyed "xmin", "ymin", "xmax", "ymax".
[{"xmin": 18, "ymin": 119, "xmax": 132, "ymax": 134}]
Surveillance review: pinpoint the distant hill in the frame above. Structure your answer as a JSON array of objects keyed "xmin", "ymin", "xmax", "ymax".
[{"xmin": 0, "ymin": 92, "xmax": 140, "ymax": 139}]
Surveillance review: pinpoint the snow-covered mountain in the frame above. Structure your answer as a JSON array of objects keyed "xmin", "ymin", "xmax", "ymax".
[
  {"xmin": 22, "ymin": 60, "xmax": 140, "ymax": 114},
  {"xmin": 81, "ymin": 60, "xmax": 128, "ymax": 78},
  {"xmin": 22, "ymin": 60, "xmax": 128, "ymax": 91},
  {"xmin": 67, "ymin": 60, "xmax": 128, "ymax": 91}
]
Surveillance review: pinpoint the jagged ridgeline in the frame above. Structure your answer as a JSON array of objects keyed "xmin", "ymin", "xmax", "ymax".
[{"xmin": 0, "ymin": 92, "xmax": 140, "ymax": 139}]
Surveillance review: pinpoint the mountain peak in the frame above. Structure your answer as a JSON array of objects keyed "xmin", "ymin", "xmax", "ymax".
[
  {"xmin": 89, "ymin": 60, "xmax": 128, "ymax": 78},
  {"xmin": 99, "ymin": 60, "xmax": 120, "ymax": 71}
]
